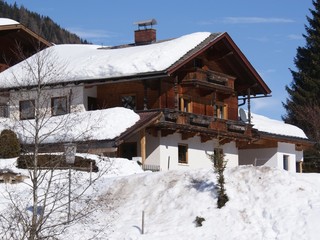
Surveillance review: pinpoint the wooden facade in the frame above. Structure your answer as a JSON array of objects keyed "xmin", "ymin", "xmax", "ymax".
[
  {"xmin": 0, "ymin": 20, "xmax": 51, "ymax": 72},
  {"xmin": 85, "ymin": 34, "xmax": 269, "ymax": 151}
]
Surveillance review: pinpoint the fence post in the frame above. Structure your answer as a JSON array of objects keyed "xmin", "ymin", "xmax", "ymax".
[
  {"xmin": 167, "ymin": 156, "xmax": 170, "ymax": 170},
  {"xmin": 142, "ymin": 210, "xmax": 145, "ymax": 234}
]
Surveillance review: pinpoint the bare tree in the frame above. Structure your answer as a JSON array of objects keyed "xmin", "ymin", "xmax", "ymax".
[{"xmin": 0, "ymin": 44, "xmax": 111, "ymax": 239}]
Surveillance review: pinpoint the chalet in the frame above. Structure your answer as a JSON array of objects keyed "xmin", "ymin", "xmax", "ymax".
[
  {"xmin": 0, "ymin": 18, "xmax": 51, "ymax": 72},
  {"xmin": 0, "ymin": 18, "xmax": 51, "ymax": 118},
  {"xmin": 0, "ymin": 19, "xmax": 312, "ymax": 173}
]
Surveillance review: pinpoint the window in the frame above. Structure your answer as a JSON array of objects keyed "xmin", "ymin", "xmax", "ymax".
[
  {"xmin": 179, "ymin": 96, "xmax": 191, "ymax": 112},
  {"xmin": 121, "ymin": 95, "xmax": 136, "ymax": 110},
  {"xmin": 178, "ymin": 144, "xmax": 188, "ymax": 164},
  {"xmin": 19, "ymin": 100, "xmax": 35, "ymax": 120},
  {"xmin": 51, "ymin": 97, "xmax": 68, "ymax": 116},
  {"xmin": 88, "ymin": 97, "xmax": 98, "ymax": 111},
  {"xmin": 119, "ymin": 142, "xmax": 137, "ymax": 160},
  {"xmin": 283, "ymin": 155, "xmax": 289, "ymax": 171},
  {"xmin": 214, "ymin": 104, "xmax": 227, "ymax": 119},
  {"xmin": 194, "ymin": 58, "xmax": 203, "ymax": 68}
]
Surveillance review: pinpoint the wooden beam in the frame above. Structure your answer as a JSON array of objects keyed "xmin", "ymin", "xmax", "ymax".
[
  {"xmin": 161, "ymin": 129, "xmax": 176, "ymax": 137},
  {"xmin": 147, "ymin": 128, "xmax": 158, "ymax": 137},
  {"xmin": 219, "ymin": 137, "xmax": 232, "ymax": 145},
  {"xmin": 181, "ymin": 132, "xmax": 196, "ymax": 140},
  {"xmin": 140, "ymin": 129, "xmax": 146, "ymax": 165},
  {"xmin": 201, "ymin": 135, "xmax": 212, "ymax": 143}
]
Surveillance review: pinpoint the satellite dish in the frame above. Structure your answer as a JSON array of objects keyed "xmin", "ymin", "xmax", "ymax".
[{"xmin": 239, "ymin": 108, "xmax": 248, "ymax": 122}]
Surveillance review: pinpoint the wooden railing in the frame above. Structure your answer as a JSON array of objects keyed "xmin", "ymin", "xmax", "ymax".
[{"xmin": 163, "ymin": 109, "xmax": 247, "ymax": 133}]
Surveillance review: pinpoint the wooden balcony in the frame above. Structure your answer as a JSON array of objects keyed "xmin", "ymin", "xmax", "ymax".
[
  {"xmin": 181, "ymin": 68, "xmax": 235, "ymax": 92},
  {"xmin": 162, "ymin": 109, "xmax": 250, "ymax": 136}
]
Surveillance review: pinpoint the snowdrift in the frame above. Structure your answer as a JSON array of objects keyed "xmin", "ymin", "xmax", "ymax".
[{"xmin": 0, "ymin": 156, "xmax": 319, "ymax": 239}]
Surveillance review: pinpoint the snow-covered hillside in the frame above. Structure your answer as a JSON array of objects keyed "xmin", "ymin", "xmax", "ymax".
[{"xmin": 0, "ymin": 156, "xmax": 320, "ymax": 240}]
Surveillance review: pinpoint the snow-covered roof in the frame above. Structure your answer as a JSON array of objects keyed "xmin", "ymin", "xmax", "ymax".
[
  {"xmin": 0, "ymin": 32, "xmax": 214, "ymax": 89},
  {"xmin": 0, "ymin": 18, "xmax": 19, "ymax": 26},
  {"xmin": 250, "ymin": 112, "xmax": 307, "ymax": 139},
  {"xmin": 0, "ymin": 107, "xmax": 140, "ymax": 144}
]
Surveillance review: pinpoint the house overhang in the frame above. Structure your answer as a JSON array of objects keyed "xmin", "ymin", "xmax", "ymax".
[
  {"xmin": 237, "ymin": 131, "xmax": 314, "ymax": 151},
  {"xmin": 0, "ymin": 70, "xmax": 169, "ymax": 92}
]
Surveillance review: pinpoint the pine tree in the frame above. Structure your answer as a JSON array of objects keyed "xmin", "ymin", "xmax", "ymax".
[
  {"xmin": 210, "ymin": 149, "xmax": 229, "ymax": 208},
  {"xmin": 283, "ymin": 0, "xmax": 320, "ymax": 171},
  {"xmin": 0, "ymin": 1, "xmax": 88, "ymax": 44}
]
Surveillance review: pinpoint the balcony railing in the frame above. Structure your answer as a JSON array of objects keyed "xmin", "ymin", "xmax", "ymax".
[
  {"xmin": 182, "ymin": 68, "xmax": 234, "ymax": 89},
  {"xmin": 163, "ymin": 109, "xmax": 248, "ymax": 134}
]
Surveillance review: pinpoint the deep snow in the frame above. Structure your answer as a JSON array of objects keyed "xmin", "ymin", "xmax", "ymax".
[
  {"xmin": 0, "ymin": 156, "xmax": 319, "ymax": 240},
  {"xmin": 0, "ymin": 32, "xmax": 213, "ymax": 88}
]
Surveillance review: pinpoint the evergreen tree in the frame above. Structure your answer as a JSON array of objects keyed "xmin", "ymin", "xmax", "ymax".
[{"xmin": 283, "ymin": 0, "xmax": 320, "ymax": 171}]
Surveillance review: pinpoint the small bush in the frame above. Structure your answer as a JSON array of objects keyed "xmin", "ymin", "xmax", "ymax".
[
  {"xmin": 0, "ymin": 129, "xmax": 21, "ymax": 158},
  {"xmin": 194, "ymin": 216, "xmax": 205, "ymax": 227}
]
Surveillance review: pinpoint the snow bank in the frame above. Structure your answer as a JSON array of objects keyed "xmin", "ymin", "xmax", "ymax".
[
  {"xmin": 0, "ymin": 18, "xmax": 19, "ymax": 26},
  {"xmin": 0, "ymin": 156, "xmax": 320, "ymax": 239},
  {"xmin": 250, "ymin": 111, "xmax": 308, "ymax": 139},
  {"xmin": 93, "ymin": 166, "xmax": 320, "ymax": 240},
  {"xmin": 0, "ymin": 107, "xmax": 140, "ymax": 144}
]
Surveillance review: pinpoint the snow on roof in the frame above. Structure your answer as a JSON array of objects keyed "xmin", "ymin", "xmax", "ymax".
[
  {"xmin": 250, "ymin": 111, "xmax": 307, "ymax": 139},
  {"xmin": 0, "ymin": 32, "xmax": 213, "ymax": 88},
  {"xmin": 0, "ymin": 107, "xmax": 140, "ymax": 144},
  {"xmin": 0, "ymin": 18, "xmax": 19, "ymax": 26}
]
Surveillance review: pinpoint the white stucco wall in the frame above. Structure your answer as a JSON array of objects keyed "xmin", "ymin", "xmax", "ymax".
[
  {"xmin": 143, "ymin": 132, "xmax": 238, "ymax": 171},
  {"xmin": 8, "ymin": 85, "xmax": 85, "ymax": 119},
  {"xmin": 239, "ymin": 142, "xmax": 299, "ymax": 172},
  {"xmin": 277, "ymin": 142, "xmax": 297, "ymax": 172},
  {"xmin": 239, "ymin": 148, "xmax": 278, "ymax": 167},
  {"xmin": 222, "ymin": 142, "xmax": 238, "ymax": 167},
  {"xmin": 83, "ymin": 86, "xmax": 97, "ymax": 110}
]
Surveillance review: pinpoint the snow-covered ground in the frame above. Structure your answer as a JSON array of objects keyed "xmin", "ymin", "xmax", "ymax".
[{"xmin": 0, "ymin": 155, "xmax": 319, "ymax": 240}]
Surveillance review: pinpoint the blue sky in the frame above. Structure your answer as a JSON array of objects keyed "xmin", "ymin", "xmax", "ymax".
[{"xmin": 4, "ymin": 0, "xmax": 314, "ymax": 120}]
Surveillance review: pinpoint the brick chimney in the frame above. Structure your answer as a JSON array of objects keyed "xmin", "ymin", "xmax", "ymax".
[{"xmin": 134, "ymin": 19, "xmax": 157, "ymax": 45}]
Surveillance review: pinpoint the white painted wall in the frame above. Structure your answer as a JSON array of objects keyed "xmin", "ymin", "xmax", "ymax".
[
  {"xmin": 239, "ymin": 148, "xmax": 278, "ymax": 167},
  {"xmin": 83, "ymin": 86, "xmax": 97, "ymax": 110},
  {"xmin": 9, "ymin": 85, "xmax": 85, "ymax": 119},
  {"xmin": 239, "ymin": 142, "xmax": 300, "ymax": 173},
  {"xmin": 223, "ymin": 142, "xmax": 238, "ymax": 167},
  {"xmin": 143, "ymin": 132, "xmax": 238, "ymax": 171},
  {"xmin": 296, "ymin": 150, "xmax": 303, "ymax": 162},
  {"xmin": 277, "ymin": 142, "xmax": 297, "ymax": 172}
]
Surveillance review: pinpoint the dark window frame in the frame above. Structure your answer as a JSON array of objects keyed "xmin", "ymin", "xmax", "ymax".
[
  {"xmin": 19, "ymin": 100, "xmax": 35, "ymax": 120},
  {"xmin": 51, "ymin": 96, "xmax": 68, "ymax": 116},
  {"xmin": 178, "ymin": 144, "xmax": 188, "ymax": 164},
  {"xmin": 121, "ymin": 94, "xmax": 136, "ymax": 110}
]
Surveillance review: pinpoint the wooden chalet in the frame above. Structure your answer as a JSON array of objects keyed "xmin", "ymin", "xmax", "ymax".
[
  {"xmin": 0, "ymin": 19, "xmax": 312, "ymax": 172},
  {"xmin": 0, "ymin": 18, "xmax": 51, "ymax": 72}
]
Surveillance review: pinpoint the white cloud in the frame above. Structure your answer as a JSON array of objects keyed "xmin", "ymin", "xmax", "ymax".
[
  {"xmin": 287, "ymin": 34, "xmax": 303, "ymax": 40},
  {"xmin": 251, "ymin": 97, "xmax": 279, "ymax": 112},
  {"xmin": 199, "ymin": 17, "xmax": 295, "ymax": 25},
  {"xmin": 224, "ymin": 17, "xmax": 295, "ymax": 24},
  {"xmin": 68, "ymin": 27, "xmax": 115, "ymax": 39}
]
